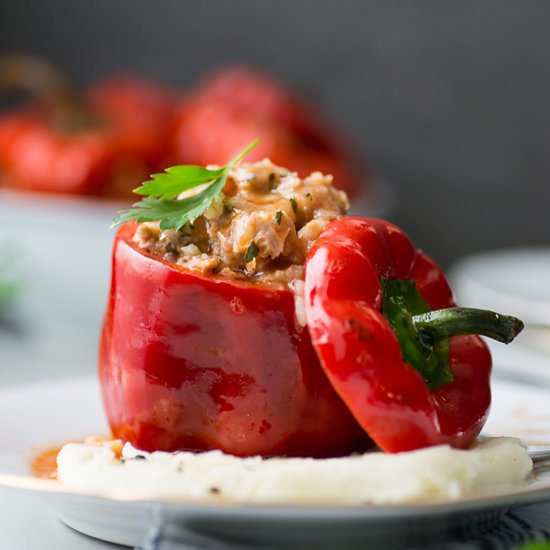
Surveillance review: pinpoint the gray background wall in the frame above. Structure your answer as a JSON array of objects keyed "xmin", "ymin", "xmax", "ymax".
[{"xmin": 1, "ymin": 0, "xmax": 548, "ymax": 266}]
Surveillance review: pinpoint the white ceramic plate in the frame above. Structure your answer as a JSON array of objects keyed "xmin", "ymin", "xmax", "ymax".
[
  {"xmin": 0, "ymin": 191, "xmax": 117, "ymax": 385},
  {"xmin": 0, "ymin": 377, "xmax": 549, "ymax": 549},
  {"xmin": 449, "ymin": 248, "xmax": 550, "ymax": 386},
  {"xmin": 484, "ymin": 339, "xmax": 550, "ymax": 388},
  {"xmin": 449, "ymin": 248, "xmax": 550, "ymax": 328}
]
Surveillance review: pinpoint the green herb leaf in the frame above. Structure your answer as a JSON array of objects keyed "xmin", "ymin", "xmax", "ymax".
[
  {"xmin": 289, "ymin": 197, "xmax": 298, "ymax": 213},
  {"xmin": 113, "ymin": 184, "xmax": 225, "ymax": 231},
  {"xmin": 381, "ymin": 278, "xmax": 454, "ymax": 391},
  {"xmin": 244, "ymin": 241, "xmax": 260, "ymax": 263},
  {"xmin": 268, "ymin": 172, "xmax": 278, "ymax": 190},
  {"xmin": 135, "ymin": 166, "xmax": 225, "ymax": 200},
  {"xmin": 275, "ymin": 211, "xmax": 282, "ymax": 225},
  {"xmin": 111, "ymin": 139, "xmax": 259, "ymax": 230}
]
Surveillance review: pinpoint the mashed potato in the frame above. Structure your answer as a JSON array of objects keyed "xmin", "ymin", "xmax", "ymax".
[{"xmin": 56, "ymin": 437, "xmax": 531, "ymax": 505}]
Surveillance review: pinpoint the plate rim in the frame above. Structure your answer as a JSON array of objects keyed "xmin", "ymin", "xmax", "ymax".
[
  {"xmin": 0, "ymin": 376, "xmax": 549, "ymax": 519},
  {"xmin": 449, "ymin": 247, "xmax": 550, "ymax": 327}
]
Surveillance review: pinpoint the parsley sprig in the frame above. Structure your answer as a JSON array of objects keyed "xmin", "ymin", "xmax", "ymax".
[{"xmin": 111, "ymin": 139, "xmax": 259, "ymax": 230}]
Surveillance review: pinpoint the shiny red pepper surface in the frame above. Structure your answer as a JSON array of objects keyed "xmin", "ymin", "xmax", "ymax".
[
  {"xmin": 304, "ymin": 217, "xmax": 492, "ymax": 453},
  {"xmin": 99, "ymin": 223, "xmax": 369, "ymax": 457}
]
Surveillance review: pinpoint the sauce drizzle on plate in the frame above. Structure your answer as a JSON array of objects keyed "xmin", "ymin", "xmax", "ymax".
[{"xmin": 31, "ymin": 446, "xmax": 61, "ymax": 479}]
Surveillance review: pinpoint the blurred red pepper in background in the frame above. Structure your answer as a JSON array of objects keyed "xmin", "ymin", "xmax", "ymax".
[
  {"xmin": 0, "ymin": 55, "xmax": 176, "ymax": 198},
  {"xmin": 0, "ymin": 58, "xmax": 365, "ymax": 201},
  {"xmin": 172, "ymin": 66, "xmax": 364, "ymax": 197},
  {"xmin": 99, "ymin": 222, "xmax": 370, "ymax": 457}
]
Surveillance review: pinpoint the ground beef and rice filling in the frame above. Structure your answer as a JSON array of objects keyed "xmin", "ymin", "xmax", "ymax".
[{"xmin": 133, "ymin": 158, "xmax": 349, "ymax": 286}]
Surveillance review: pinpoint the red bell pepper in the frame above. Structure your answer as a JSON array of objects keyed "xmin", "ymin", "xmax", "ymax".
[
  {"xmin": 172, "ymin": 66, "xmax": 363, "ymax": 197},
  {"xmin": 305, "ymin": 217, "xmax": 523, "ymax": 453},
  {"xmin": 99, "ymin": 222, "xmax": 370, "ymax": 457},
  {"xmin": 0, "ymin": 55, "xmax": 175, "ymax": 198}
]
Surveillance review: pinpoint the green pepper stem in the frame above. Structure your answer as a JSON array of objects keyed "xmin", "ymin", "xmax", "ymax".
[{"xmin": 411, "ymin": 307, "xmax": 524, "ymax": 345}]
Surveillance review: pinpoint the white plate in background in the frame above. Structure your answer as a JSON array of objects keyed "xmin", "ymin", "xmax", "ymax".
[
  {"xmin": 449, "ymin": 247, "xmax": 550, "ymax": 328},
  {"xmin": 450, "ymin": 247, "xmax": 550, "ymax": 386},
  {"xmin": 0, "ymin": 376, "xmax": 549, "ymax": 549},
  {"xmin": 0, "ymin": 191, "xmax": 118, "ymax": 384}
]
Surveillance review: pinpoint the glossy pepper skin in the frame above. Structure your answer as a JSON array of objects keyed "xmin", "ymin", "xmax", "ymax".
[
  {"xmin": 304, "ymin": 217, "xmax": 492, "ymax": 453},
  {"xmin": 0, "ymin": 76, "xmax": 175, "ymax": 198},
  {"xmin": 99, "ymin": 222, "xmax": 369, "ymax": 457}
]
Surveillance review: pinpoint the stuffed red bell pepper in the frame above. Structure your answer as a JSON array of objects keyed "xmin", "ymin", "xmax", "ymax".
[
  {"xmin": 102, "ymin": 141, "xmax": 522, "ymax": 457},
  {"xmin": 100, "ymin": 142, "xmax": 369, "ymax": 457}
]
